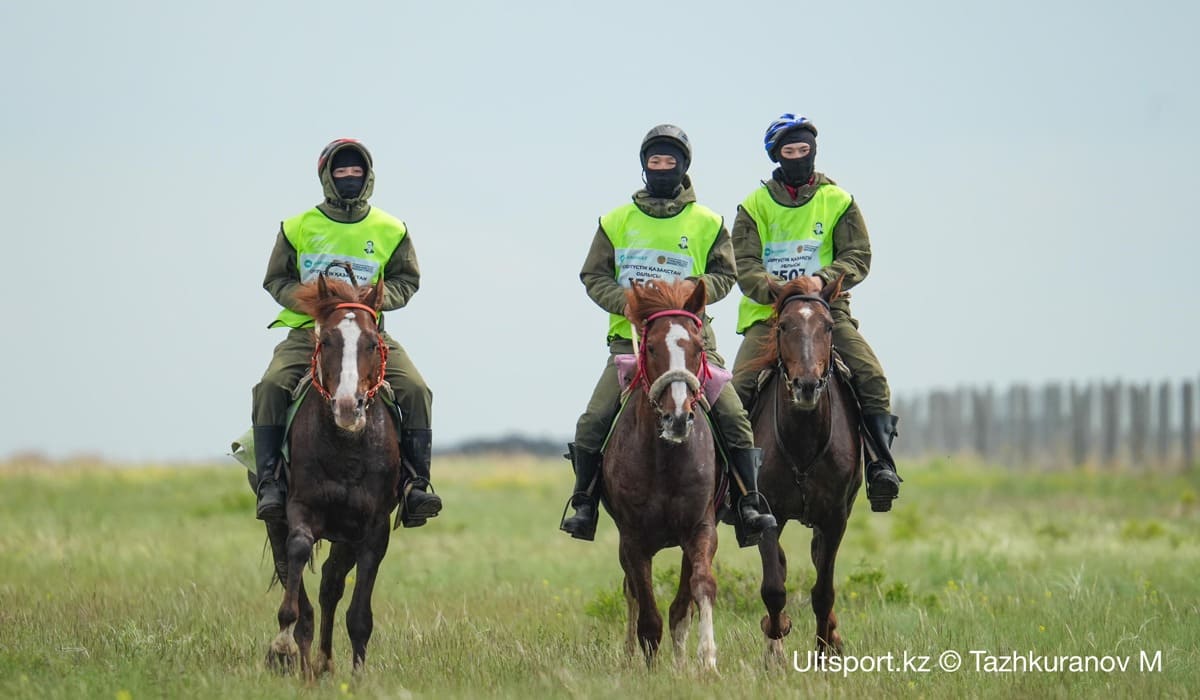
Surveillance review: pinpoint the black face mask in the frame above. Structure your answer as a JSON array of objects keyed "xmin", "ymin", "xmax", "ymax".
[
  {"xmin": 333, "ymin": 176, "xmax": 364, "ymax": 200},
  {"xmin": 644, "ymin": 169, "xmax": 683, "ymax": 198},
  {"xmin": 777, "ymin": 156, "xmax": 814, "ymax": 186}
]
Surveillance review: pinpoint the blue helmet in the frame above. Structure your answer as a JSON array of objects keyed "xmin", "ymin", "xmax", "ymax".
[{"xmin": 763, "ymin": 113, "xmax": 818, "ymax": 162}]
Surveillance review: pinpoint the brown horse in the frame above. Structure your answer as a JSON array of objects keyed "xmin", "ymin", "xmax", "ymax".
[
  {"xmin": 749, "ymin": 275, "xmax": 863, "ymax": 664},
  {"xmin": 263, "ymin": 274, "xmax": 401, "ymax": 679},
  {"xmin": 603, "ymin": 278, "xmax": 721, "ymax": 670}
]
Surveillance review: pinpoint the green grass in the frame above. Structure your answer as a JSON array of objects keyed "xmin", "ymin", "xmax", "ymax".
[{"xmin": 1, "ymin": 456, "xmax": 1198, "ymax": 699}]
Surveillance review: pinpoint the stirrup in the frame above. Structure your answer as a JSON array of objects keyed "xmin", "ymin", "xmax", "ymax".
[
  {"xmin": 732, "ymin": 492, "xmax": 776, "ymax": 548},
  {"xmin": 865, "ymin": 463, "xmax": 900, "ymax": 513},
  {"xmin": 559, "ymin": 493, "xmax": 598, "ymax": 541}
]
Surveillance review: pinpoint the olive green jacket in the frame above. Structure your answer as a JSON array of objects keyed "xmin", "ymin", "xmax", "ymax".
[
  {"xmin": 262, "ymin": 204, "xmax": 421, "ymax": 320},
  {"xmin": 580, "ymin": 176, "xmax": 736, "ymax": 348},
  {"xmin": 732, "ymin": 172, "xmax": 871, "ymax": 310}
]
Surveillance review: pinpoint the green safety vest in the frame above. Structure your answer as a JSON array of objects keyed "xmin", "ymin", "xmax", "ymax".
[
  {"xmin": 600, "ymin": 201, "xmax": 722, "ymax": 341},
  {"xmin": 736, "ymin": 184, "xmax": 853, "ymax": 333},
  {"xmin": 271, "ymin": 207, "xmax": 408, "ymax": 328}
]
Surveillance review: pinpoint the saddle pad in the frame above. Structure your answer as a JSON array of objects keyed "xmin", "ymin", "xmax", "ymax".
[{"xmin": 613, "ymin": 354, "xmax": 731, "ymax": 405}]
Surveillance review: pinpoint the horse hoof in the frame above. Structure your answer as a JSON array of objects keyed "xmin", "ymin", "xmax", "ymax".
[
  {"xmin": 312, "ymin": 651, "xmax": 335, "ymax": 677},
  {"xmin": 266, "ymin": 649, "xmax": 296, "ymax": 675}
]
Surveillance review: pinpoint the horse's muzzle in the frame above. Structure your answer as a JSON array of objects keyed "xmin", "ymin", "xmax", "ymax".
[
  {"xmin": 790, "ymin": 377, "xmax": 824, "ymax": 409},
  {"xmin": 659, "ymin": 411, "xmax": 694, "ymax": 443},
  {"xmin": 333, "ymin": 395, "xmax": 368, "ymax": 432}
]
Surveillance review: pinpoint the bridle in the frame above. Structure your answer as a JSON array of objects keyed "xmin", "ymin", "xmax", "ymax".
[
  {"xmin": 630, "ymin": 309, "xmax": 712, "ymax": 412},
  {"xmin": 775, "ymin": 294, "xmax": 834, "ymax": 392},
  {"xmin": 310, "ymin": 302, "xmax": 389, "ymax": 403},
  {"xmin": 771, "ymin": 293, "xmax": 835, "ymax": 492}
]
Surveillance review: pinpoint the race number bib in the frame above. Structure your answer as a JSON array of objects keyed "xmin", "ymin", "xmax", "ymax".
[
  {"xmin": 763, "ymin": 240, "xmax": 820, "ymax": 281},
  {"xmin": 298, "ymin": 254, "xmax": 380, "ymax": 286},
  {"xmin": 615, "ymin": 248, "xmax": 695, "ymax": 288}
]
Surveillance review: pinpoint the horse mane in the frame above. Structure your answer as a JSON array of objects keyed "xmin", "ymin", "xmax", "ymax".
[
  {"xmin": 626, "ymin": 279, "xmax": 705, "ymax": 326},
  {"xmin": 291, "ymin": 278, "xmax": 371, "ymax": 322},
  {"xmin": 747, "ymin": 277, "xmax": 824, "ymax": 373}
]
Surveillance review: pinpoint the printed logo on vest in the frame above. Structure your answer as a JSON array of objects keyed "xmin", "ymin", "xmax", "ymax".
[
  {"xmin": 679, "ymin": 235, "xmax": 689, "ymax": 250},
  {"xmin": 813, "ymin": 222, "xmax": 825, "ymax": 236},
  {"xmin": 364, "ymin": 240, "xmax": 375, "ymax": 254}
]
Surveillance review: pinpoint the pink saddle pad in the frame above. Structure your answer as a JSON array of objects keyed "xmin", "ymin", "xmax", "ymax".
[{"xmin": 614, "ymin": 354, "xmax": 731, "ymax": 405}]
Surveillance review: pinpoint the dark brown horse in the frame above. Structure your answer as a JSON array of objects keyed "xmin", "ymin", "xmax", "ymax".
[
  {"xmin": 603, "ymin": 278, "xmax": 721, "ymax": 670},
  {"xmin": 749, "ymin": 275, "xmax": 863, "ymax": 664},
  {"xmin": 264, "ymin": 274, "xmax": 401, "ymax": 679}
]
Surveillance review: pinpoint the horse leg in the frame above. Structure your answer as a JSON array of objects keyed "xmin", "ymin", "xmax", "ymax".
[
  {"xmin": 314, "ymin": 542, "xmax": 357, "ymax": 677},
  {"xmin": 345, "ymin": 518, "xmax": 390, "ymax": 672},
  {"xmin": 296, "ymin": 578, "xmax": 316, "ymax": 681},
  {"xmin": 618, "ymin": 539, "xmax": 661, "ymax": 666},
  {"xmin": 622, "ymin": 575, "xmax": 639, "ymax": 659},
  {"xmin": 667, "ymin": 551, "xmax": 694, "ymax": 667},
  {"xmin": 269, "ymin": 525, "xmax": 314, "ymax": 674},
  {"xmin": 759, "ymin": 521, "xmax": 792, "ymax": 667},
  {"xmin": 810, "ymin": 519, "xmax": 847, "ymax": 654},
  {"xmin": 687, "ymin": 522, "xmax": 719, "ymax": 672}
]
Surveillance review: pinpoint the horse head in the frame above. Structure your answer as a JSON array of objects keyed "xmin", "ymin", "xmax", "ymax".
[
  {"xmin": 626, "ymin": 278, "xmax": 710, "ymax": 443},
  {"xmin": 766, "ymin": 274, "xmax": 844, "ymax": 410},
  {"xmin": 293, "ymin": 273, "xmax": 388, "ymax": 433}
]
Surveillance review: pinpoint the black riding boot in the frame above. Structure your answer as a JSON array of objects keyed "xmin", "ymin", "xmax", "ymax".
[
  {"xmin": 863, "ymin": 413, "xmax": 902, "ymax": 512},
  {"xmin": 254, "ymin": 425, "xmax": 287, "ymax": 522},
  {"xmin": 399, "ymin": 428, "xmax": 442, "ymax": 528},
  {"xmin": 559, "ymin": 443, "xmax": 601, "ymax": 541},
  {"xmin": 730, "ymin": 447, "xmax": 777, "ymax": 547}
]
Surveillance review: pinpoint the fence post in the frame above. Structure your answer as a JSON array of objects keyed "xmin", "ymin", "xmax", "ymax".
[
  {"xmin": 1070, "ymin": 383, "xmax": 1092, "ymax": 466},
  {"xmin": 1184, "ymin": 381, "xmax": 1195, "ymax": 472},
  {"xmin": 1100, "ymin": 382, "xmax": 1121, "ymax": 467},
  {"xmin": 1157, "ymin": 381, "xmax": 1172, "ymax": 467},
  {"xmin": 1129, "ymin": 384, "xmax": 1149, "ymax": 469},
  {"xmin": 1042, "ymin": 383, "xmax": 1064, "ymax": 468}
]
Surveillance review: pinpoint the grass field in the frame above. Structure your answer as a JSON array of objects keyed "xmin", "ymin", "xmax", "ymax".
[{"xmin": 1, "ymin": 455, "xmax": 1198, "ymax": 699}]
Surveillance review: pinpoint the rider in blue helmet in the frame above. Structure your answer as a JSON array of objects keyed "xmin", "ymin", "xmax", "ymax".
[{"xmin": 730, "ymin": 113, "xmax": 903, "ymax": 513}]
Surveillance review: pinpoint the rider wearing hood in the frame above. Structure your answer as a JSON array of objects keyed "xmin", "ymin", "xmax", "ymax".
[
  {"xmin": 730, "ymin": 114, "xmax": 902, "ymax": 512},
  {"xmin": 252, "ymin": 138, "xmax": 443, "ymax": 529},
  {"xmin": 559, "ymin": 124, "xmax": 777, "ymax": 546}
]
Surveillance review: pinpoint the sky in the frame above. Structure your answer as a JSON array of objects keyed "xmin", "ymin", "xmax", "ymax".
[{"xmin": 1, "ymin": 0, "xmax": 1197, "ymax": 461}]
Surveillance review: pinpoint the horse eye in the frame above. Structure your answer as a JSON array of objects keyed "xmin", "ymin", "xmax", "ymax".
[
  {"xmin": 779, "ymin": 324, "xmax": 789, "ymax": 333},
  {"xmin": 647, "ymin": 346, "xmax": 656, "ymax": 355},
  {"xmin": 824, "ymin": 323, "xmax": 834, "ymax": 332}
]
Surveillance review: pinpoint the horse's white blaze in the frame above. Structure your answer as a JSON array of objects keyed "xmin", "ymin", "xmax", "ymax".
[
  {"xmin": 335, "ymin": 314, "xmax": 362, "ymax": 401},
  {"xmin": 697, "ymin": 597, "xmax": 717, "ymax": 670},
  {"xmin": 798, "ymin": 306, "xmax": 814, "ymax": 319},
  {"xmin": 666, "ymin": 322, "xmax": 689, "ymax": 415}
]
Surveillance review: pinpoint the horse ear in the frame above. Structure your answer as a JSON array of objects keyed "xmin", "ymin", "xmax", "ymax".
[
  {"xmin": 362, "ymin": 278, "xmax": 385, "ymax": 311},
  {"xmin": 317, "ymin": 272, "xmax": 330, "ymax": 299},
  {"xmin": 684, "ymin": 277, "xmax": 707, "ymax": 316},
  {"xmin": 820, "ymin": 273, "xmax": 845, "ymax": 304}
]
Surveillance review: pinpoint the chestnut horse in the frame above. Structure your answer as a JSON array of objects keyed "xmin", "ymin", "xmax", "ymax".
[
  {"xmin": 263, "ymin": 274, "xmax": 401, "ymax": 679},
  {"xmin": 749, "ymin": 275, "xmax": 863, "ymax": 664},
  {"xmin": 603, "ymin": 279, "xmax": 721, "ymax": 670}
]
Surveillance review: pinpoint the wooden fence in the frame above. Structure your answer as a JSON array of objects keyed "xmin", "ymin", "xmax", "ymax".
[{"xmin": 892, "ymin": 378, "xmax": 1197, "ymax": 470}]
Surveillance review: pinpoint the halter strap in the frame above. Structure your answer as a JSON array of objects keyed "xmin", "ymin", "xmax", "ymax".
[
  {"xmin": 642, "ymin": 309, "xmax": 704, "ymax": 328},
  {"xmin": 631, "ymin": 309, "xmax": 710, "ymax": 406},
  {"xmin": 310, "ymin": 305, "xmax": 389, "ymax": 402},
  {"xmin": 334, "ymin": 302, "xmax": 380, "ymax": 322},
  {"xmin": 779, "ymin": 294, "xmax": 830, "ymax": 312}
]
